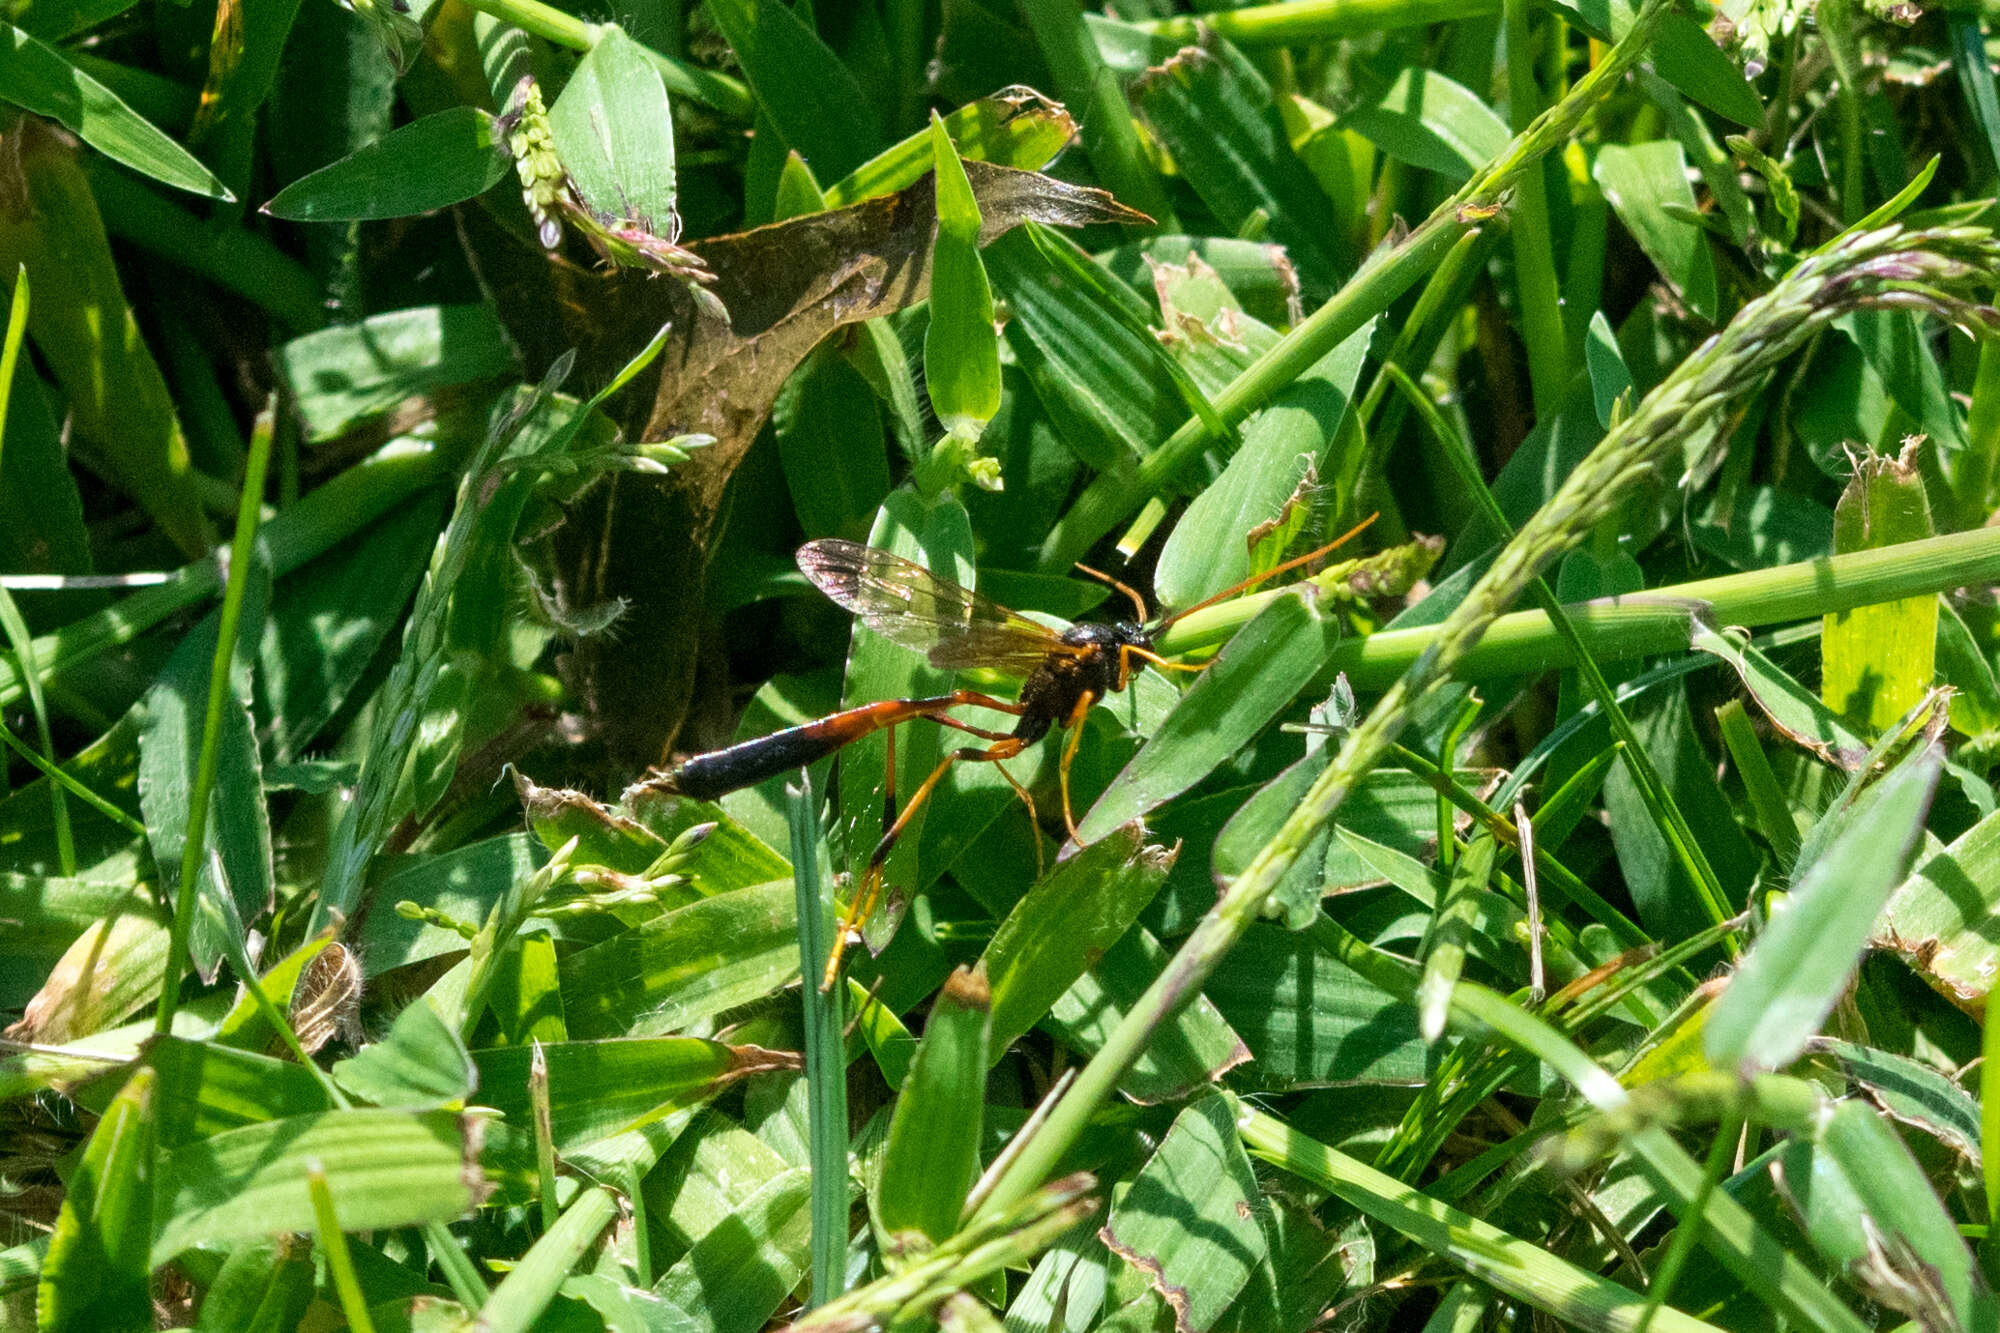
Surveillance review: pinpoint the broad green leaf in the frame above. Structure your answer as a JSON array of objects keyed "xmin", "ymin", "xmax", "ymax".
[
  {"xmin": 259, "ymin": 492, "xmax": 443, "ymax": 763},
  {"xmin": 1707, "ymin": 731, "xmax": 1943, "ymax": 1074},
  {"xmin": 1593, "ymin": 141, "xmax": 1719, "ymax": 324},
  {"xmin": 189, "ymin": 1237, "xmax": 316, "ymax": 1332},
  {"xmin": 1131, "ymin": 35, "xmax": 1344, "ymax": 291},
  {"xmin": 0, "ymin": 872, "xmax": 147, "ymax": 1012},
  {"xmin": 1340, "ymin": 66, "xmax": 1509, "ymax": 184},
  {"xmin": 621, "ymin": 783, "xmax": 793, "ymax": 898},
  {"xmin": 985, "ymin": 224, "xmax": 1189, "ymax": 472},
  {"xmin": 560, "ymin": 879, "xmax": 799, "ymax": 1038},
  {"xmin": 549, "ymin": 27, "xmax": 677, "ymax": 235},
  {"xmin": 136, "ymin": 572, "xmax": 274, "ymax": 981},
  {"xmin": 1834, "ymin": 309, "xmax": 1971, "ymax": 454},
  {"xmin": 147, "ymin": 1037, "xmax": 331, "ymax": 1143},
  {"xmin": 1155, "ymin": 316, "xmax": 1373, "ymax": 608},
  {"xmin": 333, "ymin": 998, "xmax": 477, "ymax": 1109},
  {"xmin": 1100, "ymin": 235, "xmax": 1307, "ymax": 332},
  {"xmin": 705, "ymin": 0, "xmax": 878, "ymax": 185},
  {"xmin": 1584, "ymin": 310, "xmax": 1633, "ymax": 429},
  {"xmin": 486, "ymin": 927, "xmax": 567, "ymax": 1047},
  {"xmin": 1021, "ymin": 0, "xmax": 1175, "ymax": 228},
  {"xmin": 1782, "ymin": 1100, "xmax": 1997, "ymax": 1330},
  {"xmin": 1648, "ymin": 12, "xmax": 1764, "ymax": 127},
  {"xmin": 152, "ymin": 1109, "xmax": 479, "ymax": 1264},
  {"xmin": 822, "ymin": 87, "xmax": 1077, "ymax": 208},
  {"xmin": 357, "ymin": 835, "xmax": 549, "ymax": 977},
  {"xmin": 773, "ymin": 349, "xmax": 891, "ymax": 538},
  {"xmin": 1101, "ymin": 1094, "xmax": 1268, "ymax": 1332},
  {"xmin": 1689, "ymin": 485, "xmax": 1832, "ymax": 571},
  {"xmin": 982, "ymin": 824, "xmax": 1171, "ymax": 1057},
  {"xmin": 1948, "ymin": 9, "xmax": 2000, "ymax": 182},
  {"xmin": 874, "ymin": 964, "xmax": 990, "ymax": 1246},
  {"xmin": 275, "ymin": 305, "xmax": 515, "ymax": 443},
  {"xmin": 1815, "ymin": 1038, "xmax": 1981, "ymax": 1164},
  {"xmin": 0, "ymin": 136, "xmax": 211, "ymax": 559},
  {"xmin": 479, "ymin": 1185, "xmax": 620, "ymax": 1333},
  {"xmin": 0, "ymin": 24, "xmax": 229, "ymax": 198},
  {"xmin": 1938, "ymin": 598, "xmax": 2000, "ymax": 743},
  {"xmin": 264, "ymin": 106, "xmax": 510, "ymax": 220},
  {"xmin": 38, "ymin": 1067, "xmax": 155, "ymax": 1333},
  {"xmin": 1874, "ymin": 805, "xmax": 2000, "ymax": 1004},
  {"xmin": 1076, "ymin": 587, "xmax": 1345, "ymax": 843},
  {"xmin": 475, "ymin": 1037, "xmax": 788, "ymax": 1150},
  {"xmin": 1823, "ymin": 444, "xmax": 1937, "ymax": 731},
  {"xmin": 654, "ymin": 1166, "xmax": 815, "ymax": 1333},
  {"xmin": 1600, "ymin": 684, "xmax": 1757, "ymax": 941},
  {"xmin": 1546, "ymin": 0, "xmax": 1763, "ymax": 127},
  {"xmin": 0, "ymin": 362, "xmax": 88, "ymax": 596},
  {"xmin": 772, "ymin": 148, "xmax": 827, "ymax": 221},
  {"xmin": 1043, "ymin": 925, "xmax": 1249, "ymax": 1102},
  {"xmin": 1206, "ymin": 922, "xmax": 1430, "ymax": 1088},
  {"xmin": 184, "ymin": 0, "xmax": 301, "ymax": 205},
  {"xmin": 926, "ymin": 111, "xmax": 1001, "ymax": 434}
]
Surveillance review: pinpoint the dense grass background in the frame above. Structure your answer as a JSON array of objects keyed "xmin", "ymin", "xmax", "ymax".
[{"xmin": 6, "ymin": 0, "xmax": 2000, "ymax": 1329}]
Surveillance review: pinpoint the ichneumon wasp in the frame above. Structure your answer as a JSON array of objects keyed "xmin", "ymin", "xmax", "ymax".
[{"xmin": 649, "ymin": 518, "xmax": 1374, "ymax": 988}]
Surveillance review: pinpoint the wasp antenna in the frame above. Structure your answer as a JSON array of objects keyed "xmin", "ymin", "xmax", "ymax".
[
  {"xmin": 1155, "ymin": 513, "xmax": 1379, "ymax": 630},
  {"xmin": 1073, "ymin": 561, "xmax": 1150, "ymax": 623}
]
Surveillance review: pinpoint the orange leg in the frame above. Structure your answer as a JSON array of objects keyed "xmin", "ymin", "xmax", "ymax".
[
  {"xmin": 1056, "ymin": 690, "xmax": 1098, "ymax": 844},
  {"xmin": 1124, "ymin": 644, "xmax": 1206, "ymax": 676},
  {"xmin": 822, "ymin": 736, "xmax": 1028, "ymax": 991},
  {"xmin": 920, "ymin": 711, "xmax": 1045, "ymax": 877}
]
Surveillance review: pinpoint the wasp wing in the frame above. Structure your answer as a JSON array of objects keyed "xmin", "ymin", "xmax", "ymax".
[{"xmin": 797, "ymin": 539, "xmax": 1069, "ymax": 672}]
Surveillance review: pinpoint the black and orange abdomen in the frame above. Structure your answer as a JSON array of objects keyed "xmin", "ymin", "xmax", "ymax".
[{"xmin": 658, "ymin": 692, "xmax": 1013, "ymax": 801}]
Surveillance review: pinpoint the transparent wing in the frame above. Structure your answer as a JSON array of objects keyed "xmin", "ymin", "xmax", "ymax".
[{"xmin": 796, "ymin": 539, "xmax": 1069, "ymax": 672}]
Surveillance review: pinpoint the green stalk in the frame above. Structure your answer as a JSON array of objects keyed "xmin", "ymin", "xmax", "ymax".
[
  {"xmin": 1818, "ymin": 0, "xmax": 1869, "ymax": 223},
  {"xmin": 1036, "ymin": 0, "xmax": 1675, "ymax": 572},
  {"xmin": 1956, "ymin": 334, "xmax": 2000, "ymax": 523},
  {"xmin": 476, "ymin": 1186, "xmax": 619, "ymax": 1333},
  {"xmin": 1504, "ymin": 0, "xmax": 1568, "ymax": 416},
  {"xmin": 1634, "ymin": 1104, "xmax": 1746, "ymax": 1333},
  {"xmin": 789, "ymin": 776, "xmax": 849, "ymax": 1307},
  {"xmin": 307, "ymin": 1161, "xmax": 377, "ymax": 1333},
  {"xmin": 977, "ymin": 219, "xmax": 2000, "ymax": 1224},
  {"xmin": 461, "ymin": 0, "xmax": 752, "ymax": 119},
  {"xmin": 0, "ymin": 718, "xmax": 148, "ymax": 836},
  {"xmin": 1159, "ymin": 524, "xmax": 2000, "ymax": 691},
  {"xmin": 1715, "ymin": 698, "xmax": 1801, "ymax": 867},
  {"xmin": 155, "ymin": 409, "xmax": 274, "ymax": 1033},
  {"xmin": 1136, "ymin": 0, "xmax": 1499, "ymax": 45},
  {"xmin": 1236, "ymin": 1105, "xmax": 1723, "ymax": 1333}
]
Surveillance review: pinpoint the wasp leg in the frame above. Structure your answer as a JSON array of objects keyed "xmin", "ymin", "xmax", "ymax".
[
  {"xmin": 822, "ymin": 736, "xmax": 1028, "ymax": 991},
  {"xmin": 1056, "ymin": 690, "xmax": 1099, "ymax": 844},
  {"xmin": 1125, "ymin": 643, "xmax": 1206, "ymax": 677}
]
